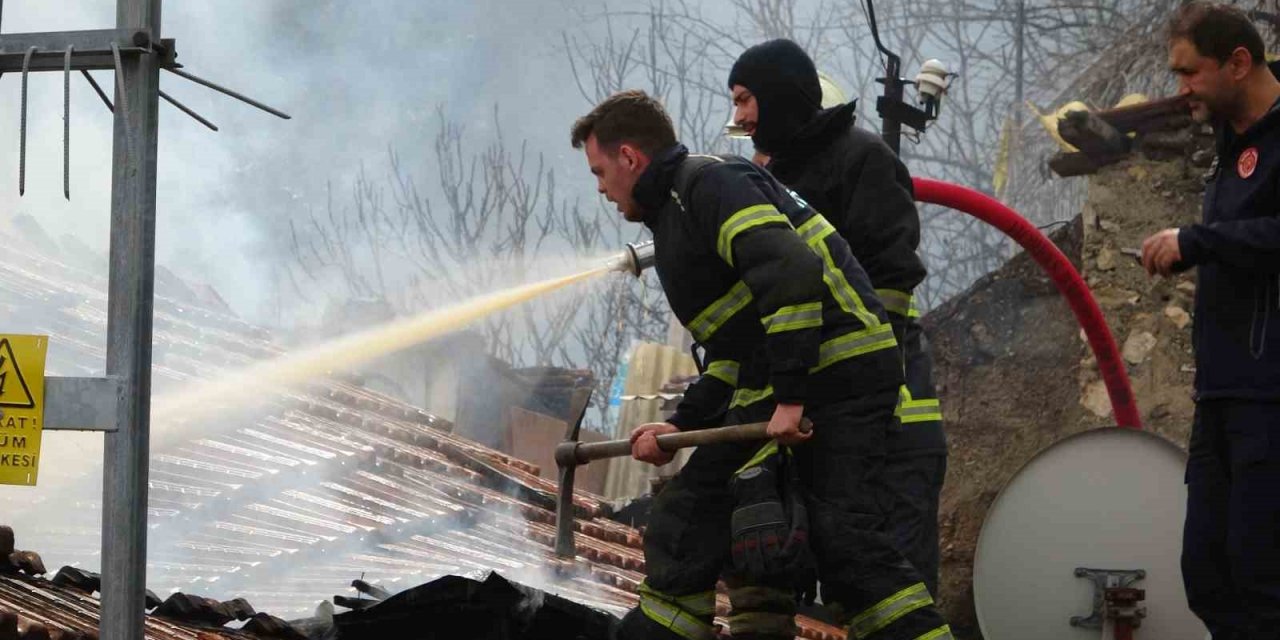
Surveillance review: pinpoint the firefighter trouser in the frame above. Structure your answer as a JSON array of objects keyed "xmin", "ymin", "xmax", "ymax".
[
  {"xmin": 886, "ymin": 317, "xmax": 946, "ymax": 598},
  {"xmin": 615, "ymin": 388, "xmax": 952, "ymax": 640},
  {"xmin": 1182, "ymin": 400, "xmax": 1280, "ymax": 639},
  {"xmin": 881, "ymin": 453, "xmax": 946, "ymax": 599}
]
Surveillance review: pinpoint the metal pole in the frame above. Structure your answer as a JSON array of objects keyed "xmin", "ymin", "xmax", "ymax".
[
  {"xmin": 101, "ymin": 0, "xmax": 160, "ymax": 638},
  {"xmin": 882, "ymin": 54, "xmax": 903, "ymax": 155},
  {"xmin": 1015, "ymin": 0, "xmax": 1025, "ymax": 107}
]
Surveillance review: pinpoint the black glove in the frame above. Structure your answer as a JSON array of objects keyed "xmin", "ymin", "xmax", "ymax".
[{"xmin": 728, "ymin": 442, "xmax": 816, "ymax": 591}]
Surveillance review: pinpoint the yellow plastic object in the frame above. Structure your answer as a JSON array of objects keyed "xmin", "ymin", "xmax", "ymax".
[
  {"xmin": 1113, "ymin": 93, "xmax": 1148, "ymax": 109},
  {"xmin": 1027, "ymin": 100, "xmax": 1090, "ymax": 152},
  {"xmin": 817, "ymin": 71, "xmax": 847, "ymax": 109},
  {"xmin": 993, "ymin": 116, "xmax": 1013, "ymax": 199}
]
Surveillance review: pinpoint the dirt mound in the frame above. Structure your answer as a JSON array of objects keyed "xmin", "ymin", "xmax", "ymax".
[{"xmin": 924, "ymin": 130, "xmax": 1210, "ymax": 637}]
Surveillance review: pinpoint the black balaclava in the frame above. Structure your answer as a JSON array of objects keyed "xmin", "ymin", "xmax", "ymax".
[{"xmin": 727, "ymin": 39, "xmax": 822, "ymax": 154}]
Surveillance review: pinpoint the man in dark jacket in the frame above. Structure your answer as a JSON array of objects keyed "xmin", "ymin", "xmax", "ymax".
[
  {"xmin": 1140, "ymin": 3, "xmax": 1280, "ymax": 637},
  {"xmin": 727, "ymin": 39, "xmax": 947, "ymax": 597},
  {"xmin": 572, "ymin": 89, "xmax": 951, "ymax": 640}
]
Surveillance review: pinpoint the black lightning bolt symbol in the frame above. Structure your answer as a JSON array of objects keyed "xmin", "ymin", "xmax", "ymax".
[{"xmin": 0, "ymin": 355, "xmax": 7, "ymax": 397}]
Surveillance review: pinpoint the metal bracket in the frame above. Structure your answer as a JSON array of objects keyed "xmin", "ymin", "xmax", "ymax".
[
  {"xmin": 0, "ymin": 29, "xmax": 175, "ymax": 72},
  {"xmin": 1070, "ymin": 567, "xmax": 1146, "ymax": 630},
  {"xmin": 42, "ymin": 376, "xmax": 123, "ymax": 432}
]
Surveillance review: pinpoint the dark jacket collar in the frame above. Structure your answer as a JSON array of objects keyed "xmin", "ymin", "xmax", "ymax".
[
  {"xmin": 768, "ymin": 101, "xmax": 857, "ymax": 162},
  {"xmin": 633, "ymin": 143, "xmax": 689, "ymax": 225},
  {"xmin": 1218, "ymin": 94, "xmax": 1280, "ymax": 155}
]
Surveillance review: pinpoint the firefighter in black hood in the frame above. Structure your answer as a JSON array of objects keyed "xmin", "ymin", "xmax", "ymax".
[
  {"xmin": 571, "ymin": 90, "xmax": 951, "ymax": 640},
  {"xmin": 727, "ymin": 39, "xmax": 948, "ymax": 598}
]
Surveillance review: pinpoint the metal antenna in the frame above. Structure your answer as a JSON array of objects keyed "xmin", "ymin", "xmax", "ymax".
[
  {"xmin": 159, "ymin": 90, "xmax": 217, "ymax": 130},
  {"xmin": 19, "ymin": 46, "xmax": 33, "ymax": 195},
  {"xmin": 3, "ymin": 24, "xmax": 290, "ymax": 198},
  {"xmin": 82, "ymin": 70, "xmax": 115, "ymax": 112},
  {"xmin": 165, "ymin": 67, "xmax": 291, "ymax": 119},
  {"xmin": 64, "ymin": 46, "xmax": 72, "ymax": 199}
]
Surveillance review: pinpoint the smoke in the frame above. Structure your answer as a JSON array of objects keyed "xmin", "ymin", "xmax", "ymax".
[{"xmin": 0, "ymin": 0, "xmax": 600, "ymax": 325}]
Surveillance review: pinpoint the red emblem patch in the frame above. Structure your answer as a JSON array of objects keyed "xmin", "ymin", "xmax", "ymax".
[{"xmin": 1238, "ymin": 147, "xmax": 1259, "ymax": 179}]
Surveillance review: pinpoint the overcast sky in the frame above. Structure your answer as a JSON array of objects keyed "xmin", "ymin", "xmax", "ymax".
[{"xmin": 0, "ymin": 0, "xmax": 604, "ymax": 323}]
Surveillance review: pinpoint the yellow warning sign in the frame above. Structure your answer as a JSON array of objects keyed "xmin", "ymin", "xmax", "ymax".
[{"xmin": 0, "ymin": 335, "xmax": 47, "ymax": 486}]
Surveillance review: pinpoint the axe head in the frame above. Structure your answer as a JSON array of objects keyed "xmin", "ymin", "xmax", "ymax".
[{"xmin": 553, "ymin": 390, "xmax": 593, "ymax": 559}]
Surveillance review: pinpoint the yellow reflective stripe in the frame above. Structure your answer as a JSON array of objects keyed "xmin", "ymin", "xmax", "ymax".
[
  {"xmin": 717, "ymin": 205, "xmax": 791, "ymax": 265},
  {"xmin": 735, "ymin": 440, "xmax": 779, "ymax": 474},
  {"xmin": 638, "ymin": 583, "xmax": 717, "ymax": 640},
  {"xmin": 640, "ymin": 600, "xmax": 716, "ymax": 640},
  {"xmin": 897, "ymin": 398, "xmax": 942, "ymax": 424},
  {"xmin": 704, "ymin": 360, "xmax": 740, "ymax": 387},
  {"xmin": 876, "ymin": 288, "xmax": 920, "ymax": 318},
  {"xmin": 812, "ymin": 324, "xmax": 897, "ymax": 372},
  {"xmin": 849, "ymin": 582, "xmax": 934, "ymax": 638},
  {"xmin": 762, "ymin": 302, "xmax": 823, "ymax": 334},
  {"xmin": 638, "ymin": 582, "xmax": 717, "ymax": 617},
  {"xmin": 801, "ymin": 214, "xmax": 880, "ymax": 328},
  {"xmin": 688, "ymin": 281, "xmax": 753, "ymax": 342},
  {"xmin": 796, "ymin": 214, "xmax": 831, "ymax": 246},
  {"xmin": 729, "ymin": 385, "xmax": 774, "ymax": 410},
  {"xmin": 914, "ymin": 625, "xmax": 954, "ymax": 640}
]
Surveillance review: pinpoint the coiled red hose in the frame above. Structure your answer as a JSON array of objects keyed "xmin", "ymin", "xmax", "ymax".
[{"xmin": 913, "ymin": 177, "xmax": 1142, "ymax": 428}]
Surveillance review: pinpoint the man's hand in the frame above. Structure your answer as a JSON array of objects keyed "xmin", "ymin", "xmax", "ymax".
[
  {"xmin": 767, "ymin": 403, "xmax": 812, "ymax": 446},
  {"xmin": 631, "ymin": 422, "xmax": 680, "ymax": 465},
  {"xmin": 1141, "ymin": 228, "xmax": 1183, "ymax": 278}
]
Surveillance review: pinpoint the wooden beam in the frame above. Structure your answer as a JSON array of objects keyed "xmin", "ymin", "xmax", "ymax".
[{"xmin": 1059, "ymin": 110, "xmax": 1130, "ymax": 157}]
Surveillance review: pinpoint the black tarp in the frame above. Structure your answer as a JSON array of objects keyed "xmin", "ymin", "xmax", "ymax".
[{"xmin": 333, "ymin": 572, "xmax": 617, "ymax": 640}]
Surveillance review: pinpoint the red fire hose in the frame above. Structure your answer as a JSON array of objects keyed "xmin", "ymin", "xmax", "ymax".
[{"xmin": 912, "ymin": 177, "xmax": 1143, "ymax": 428}]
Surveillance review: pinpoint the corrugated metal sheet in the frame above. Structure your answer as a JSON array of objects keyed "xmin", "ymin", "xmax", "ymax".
[
  {"xmin": 0, "ymin": 221, "xmax": 843, "ymax": 640},
  {"xmin": 601, "ymin": 343, "xmax": 697, "ymax": 501}
]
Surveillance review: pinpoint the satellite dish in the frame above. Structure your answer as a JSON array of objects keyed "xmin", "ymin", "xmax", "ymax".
[{"xmin": 974, "ymin": 427, "xmax": 1206, "ymax": 640}]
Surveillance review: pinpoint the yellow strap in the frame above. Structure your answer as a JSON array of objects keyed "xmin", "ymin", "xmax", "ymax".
[
  {"xmin": 812, "ymin": 324, "xmax": 897, "ymax": 372},
  {"xmin": 762, "ymin": 302, "xmax": 823, "ymax": 334},
  {"xmin": 729, "ymin": 385, "xmax": 774, "ymax": 410},
  {"xmin": 687, "ymin": 281, "xmax": 753, "ymax": 342},
  {"xmin": 717, "ymin": 205, "xmax": 791, "ymax": 266},
  {"xmin": 638, "ymin": 582, "xmax": 717, "ymax": 639},
  {"xmin": 896, "ymin": 398, "xmax": 943, "ymax": 424},
  {"xmin": 799, "ymin": 214, "xmax": 881, "ymax": 328},
  {"xmin": 704, "ymin": 360, "xmax": 740, "ymax": 387},
  {"xmin": 914, "ymin": 625, "xmax": 955, "ymax": 640},
  {"xmin": 849, "ymin": 582, "xmax": 934, "ymax": 638},
  {"xmin": 875, "ymin": 288, "xmax": 920, "ymax": 318},
  {"xmin": 735, "ymin": 440, "xmax": 779, "ymax": 474}
]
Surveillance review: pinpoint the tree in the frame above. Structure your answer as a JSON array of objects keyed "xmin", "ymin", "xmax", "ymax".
[
  {"xmin": 558, "ymin": 0, "xmax": 1215, "ymax": 310},
  {"xmin": 286, "ymin": 105, "xmax": 669, "ymax": 429}
]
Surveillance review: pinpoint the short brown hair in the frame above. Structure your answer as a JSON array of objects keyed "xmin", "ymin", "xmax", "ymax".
[
  {"xmin": 1169, "ymin": 2, "xmax": 1266, "ymax": 65},
  {"xmin": 570, "ymin": 90, "xmax": 677, "ymax": 156}
]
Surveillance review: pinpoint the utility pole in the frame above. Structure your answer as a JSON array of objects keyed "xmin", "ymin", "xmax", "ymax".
[
  {"xmin": 0, "ymin": 3, "xmax": 287, "ymax": 637},
  {"xmin": 1015, "ymin": 0, "xmax": 1025, "ymax": 107},
  {"xmin": 101, "ymin": 0, "xmax": 162, "ymax": 637}
]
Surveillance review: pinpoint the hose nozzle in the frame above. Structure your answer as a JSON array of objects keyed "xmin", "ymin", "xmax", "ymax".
[{"xmin": 607, "ymin": 241, "xmax": 655, "ymax": 277}]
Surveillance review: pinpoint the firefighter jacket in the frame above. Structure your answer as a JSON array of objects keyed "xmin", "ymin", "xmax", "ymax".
[
  {"xmin": 1176, "ymin": 97, "xmax": 1280, "ymax": 400},
  {"xmin": 765, "ymin": 102, "xmax": 927, "ymax": 324},
  {"xmin": 633, "ymin": 144, "xmax": 904, "ymax": 429},
  {"xmin": 764, "ymin": 103, "xmax": 944, "ymax": 454}
]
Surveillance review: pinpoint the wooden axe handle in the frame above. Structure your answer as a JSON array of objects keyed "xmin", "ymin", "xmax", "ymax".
[{"xmin": 555, "ymin": 418, "xmax": 813, "ymax": 467}]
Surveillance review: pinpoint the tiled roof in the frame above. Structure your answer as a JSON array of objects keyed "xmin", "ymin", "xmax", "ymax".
[
  {"xmin": 0, "ymin": 218, "xmax": 843, "ymax": 640},
  {"xmin": 0, "ymin": 530, "xmax": 302, "ymax": 640}
]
